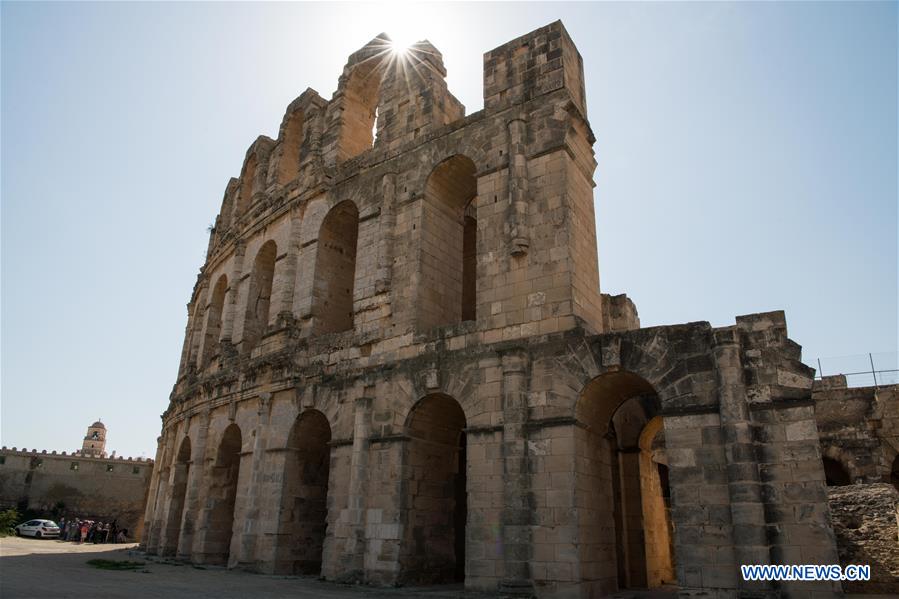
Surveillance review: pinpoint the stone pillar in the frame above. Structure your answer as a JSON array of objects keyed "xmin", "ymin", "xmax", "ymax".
[
  {"xmin": 341, "ymin": 396, "xmax": 373, "ymax": 578},
  {"xmin": 221, "ymin": 241, "xmax": 246, "ymax": 342},
  {"xmin": 236, "ymin": 392, "xmax": 273, "ymax": 568},
  {"xmin": 375, "ymin": 173, "xmax": 396, "ymax": 294},
  {"xmin": 713, "ymin": 330, "xmax": 770, "ymax": 597},
  {"xmin": 499, "ymin": 348, "xmax": 534, "ymax": 593},
  {"xmin": 276, "ymin": 208, "xmax": 303, "ymax": 321},
  {"xmin": 142, "ymin": 433, "xmax": 168, "ymax": 552},
  {"xmin": 177, "ymin": 409, "xmax": 211, "ymax": 560},
  {"xmin": 618, "ymin": 449, "xmax": 647, "ymax": 588},
  {"xmin": 506, "ymin": 118, "xmax": 529, "ymax": 256}
]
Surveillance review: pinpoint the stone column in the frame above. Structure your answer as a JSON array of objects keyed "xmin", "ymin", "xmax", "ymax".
[
  {"xmin": 221, "ymin": 241, "xmax": 246, "ymax": 342},
  {"xmin": 506, "ymin": 118, "xmax": 529, "ymax": 256},
  {"xmin": 713, "ymin": 330, "xmax": 771, "ymax": 597},
  {"xmin": 177, "ymin": 409, "xmax": 211, "ymax": 560},
  {"xmin": 341, "ymin": 396, "xmax": 373, "ymax": 578},
  {"xmin": 375, "ymin": 173, "xmax": 396, "ymax": 294},
  {"xmin": 276, "ymin": 207, "xmax": 303, "ymax": 321},
  {"xmin": 618, "ymin": 449, "xmax": 647, "ymax": 588},
  {"xmin": 142, "ymin": 433, "xmax": 167, "ymax": 552},
  {"xmin": 236, "ymin": 392, "xmax": 273, "ymax": 568},
  {"xmin": 499, "ymin": 348, "xmax": 534, "ymax": 593}
]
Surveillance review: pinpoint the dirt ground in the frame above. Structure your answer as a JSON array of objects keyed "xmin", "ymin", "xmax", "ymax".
[
  {"xmin": 1, "ymin": 536, "xmax": 884, "ymax": 599},
  {"xmin": 0, "ymin": 536, "xmax": 476, "ymax": 599}
]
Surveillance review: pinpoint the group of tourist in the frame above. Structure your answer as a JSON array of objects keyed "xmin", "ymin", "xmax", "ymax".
[{"xmin": 58, "ymin": 517, "xmax": 127, "ymax": 544}]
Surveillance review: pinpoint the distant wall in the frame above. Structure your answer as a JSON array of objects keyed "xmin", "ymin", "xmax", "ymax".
[
  {"xmin": 0, "ymin": 447, "xmax": 153, "ymax": 539},
  {"xmin": 813, "ymin": 382, "xmax": 899, "ymax": 484}
]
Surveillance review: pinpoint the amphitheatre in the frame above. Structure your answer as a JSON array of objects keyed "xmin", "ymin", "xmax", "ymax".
[{"xmin": 140, "ymin": 21, "xmax": 898, "ymax": 599}]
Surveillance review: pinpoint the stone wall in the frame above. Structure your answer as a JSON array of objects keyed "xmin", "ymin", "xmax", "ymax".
[
  {"xmin": 140, "ymin": 21, "xmax": 843, "ymax": 599},
  {"xmin": 828, "ymin": 483, "xmax": 899, "ymax": 594},
  {"xmin": 0, "ymin": 447, "xmax": 153, "ymax": 538},
  {"xmin": 814, "ymin": 380, "xmax": 899, "ymax": 485}
]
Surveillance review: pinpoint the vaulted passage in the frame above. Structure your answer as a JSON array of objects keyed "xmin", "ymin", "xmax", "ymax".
[
  {"xmin": 823, "ymin": 457, "xmax": 851, "ymax": 486},
  {"xmin": 400, "ymin": 394, "xmax": 467, "ymax": 584},
  {"xmin": 204, "ymin": 424, "xmax": 242, "ymax": 565},
  {"xmin": 892, "ymin": 455, "xmax": 899, "ymax": 492},
  {"xmin": 576, "ymin": 372, "xmax": 676, "ymax": 595},
  {"xmin": 161, "ymin": 437, "xmax": 191, "ymax": 556},
  {"xmin": 337, "ymin": 60, "xmax": 384, "ymax": 162},
  {"xmin": 313, "ymin": 201, "xmax": 359, "ymax": 334},
  {"xmin": 202, "ymin": 275, "xmax": 227, "ymax": 366},
  {"xmin": 242, "ymin": 241, "xmax": 277, "ymax": 352},
  {"xmin": 418, "ymin": 155, "xmax": 478, "ymax": 330},
  {"xmin": 274, "ymin": 410, "xmax": 332, "ymax": 575}
]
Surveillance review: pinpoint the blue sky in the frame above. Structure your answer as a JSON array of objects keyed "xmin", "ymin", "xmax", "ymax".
[{"xmin": 2, "ymin": 2, "xmax": 896, "ymax": 458}]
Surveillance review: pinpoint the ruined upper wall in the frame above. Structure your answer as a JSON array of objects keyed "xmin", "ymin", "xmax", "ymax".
[
  {"xmin": 483, "ymin": 20, "xmax": 587, "ymax": 118},
  {"xmin": 174, "ymin": 21, "xmax": 602, "ymax": 387}
]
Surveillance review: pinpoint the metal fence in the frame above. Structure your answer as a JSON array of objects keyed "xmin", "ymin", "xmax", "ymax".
[{"xmin": 812, "ymin": 351, "xmax": 899, "ymax": 388}]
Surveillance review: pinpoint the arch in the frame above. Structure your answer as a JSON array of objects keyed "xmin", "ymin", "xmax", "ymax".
[
  {"xmin": 202, "ymin": 275, "xmax": 228, "ymax": 366},
  {"xmin": 236, "ymin": 154, "xmax": 258, "ymax": 217},
  {"xmin": 161, "ymin": 437, "xmax": 191, "ymax": 556},
  {"xmin": 204, "ymin": 424, "xmax": 242, "ymax": 565},
  {"xmin": 417, "ymin": 155, "xmax": 478, "ymax": 330},
  {"xmin": 242, "ymin": 241, "xmax": 277, "ymax": 352},
  {"xmin": 575, "ymin": 371, "xmax": 673, "ymax": 593},
  {"xmin": 278, "ymin": 110, "xmax": 304, "ymax": 185},
  {"xmin": 273, "ymin": 410, "xmax": 332, "ymax": 575},
  {"xmin": 638, "ymin": 417, "xmax": 676, "ymax": 587},
  {"xmin": 337, "ymin": 61, "xmax": 385, "ymax": 162},
  {"xmin": 823, "ymin": 456, "xmax": 851, "ymax": 486},
  {"xmin": 312, "ymin": 201, "xmax": 359, "ymax": 334},
  {"xmin": 400, "ymin": 393, "xmax": 468, "ymax": 584}
]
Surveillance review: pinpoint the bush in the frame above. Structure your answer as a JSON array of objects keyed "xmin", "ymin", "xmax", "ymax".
[{"xmin": 0, "ymin": 508, "xmax": 21, "ymax": 537}]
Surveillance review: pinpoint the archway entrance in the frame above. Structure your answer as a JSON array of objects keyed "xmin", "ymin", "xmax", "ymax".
[
  {"xmin": 418, "ymin": 155, "xmax": 478, "ymax": 330},
  {"xmin": 274, "ymin": 410, "xmax": 332, "ymax": 574},
  {"xmin": 312, "ymin": 201, "xmax": 359, "ymax": 334},
  {"xmin": 401, "ymin": 394, "xmax": 467, "ymax": 584},
  {"xmin": 823, "ymin": 457, "xmax": 851, "ymax": 486},
  {"xmin": 206, "ymin": 424, "xmax": 242, "ymax": 565},
  {"xmin": 576, "ymin": 372, "xmax": 676, "ymax": 594},
  {"xmin": 162, "ymin": 437, "xmax": 191, "ymax": 556}
]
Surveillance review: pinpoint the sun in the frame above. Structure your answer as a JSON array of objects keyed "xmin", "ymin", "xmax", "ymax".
[{"xmin": 389, "ymin": 34, "xmax": 415, "ymax": 57}]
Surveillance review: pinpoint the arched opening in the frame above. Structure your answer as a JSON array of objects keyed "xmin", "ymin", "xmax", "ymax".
[
  {"xmin": 312, "ymin": 201, "xmax": 359, "ymax": 334},
  {"xmin": 205, "ymin": 424, "xmax": 242, "ymax": 565},
  {"xmin": 242, "ymin": 241, "xmax": 277, "ymax": 352},
  {"xmin": 418, "ymin": 155, "xmax": 478, "ymax": 330},
  {"xmin": 236, "ymin": 154, "xmax": 257, "ymax": 217},
  {"xmin": 576, "ymin": 371, "xmax": 675, "ymax": 595},
  {"xmin": 823, "ymin": 456, "xmax": 851, "ymax": 486},
  {"xmin": 161, "ymin": 437, "xmax": 191, "ymax": 556},
  {"xmin": 202, "ymin": 275, "xmax": 227, "ymax": 367},
  {"xmin": 337, "ymin": 62, "xmax": 384, "ymax": 162},
  {"xmin": 274, "ymin": 410, "xmax": 332, "ymax": 575},
  {"xmin": 890, "ymin": 455, "xmax": 899, "ymax": 492},
  {"xmin": 400, "ymin": 394, "xmax": 467, "ymax": 584},
  {"xmin": 278, "ymin": 111, "xmax": 304, "ymax": 185},
  {"xmin": 638, "ymin": 417, "xmax": 675, "ymax": 587}
]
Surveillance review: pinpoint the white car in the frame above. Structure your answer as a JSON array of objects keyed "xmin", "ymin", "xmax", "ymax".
[{"xmin": 14, "ymin": 519, "xmax": 60, "ymax": 539}]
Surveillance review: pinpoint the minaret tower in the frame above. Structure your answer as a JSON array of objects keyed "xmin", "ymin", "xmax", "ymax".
[{"xmin": 81, "ymin": 420, "xmax": 107, "ymax": 457}]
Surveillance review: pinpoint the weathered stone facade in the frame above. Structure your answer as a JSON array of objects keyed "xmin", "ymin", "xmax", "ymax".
[{"xmin": 141, "ymin": 22, "xmax": 847, "ymax": 598}]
